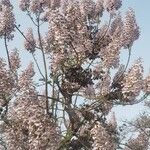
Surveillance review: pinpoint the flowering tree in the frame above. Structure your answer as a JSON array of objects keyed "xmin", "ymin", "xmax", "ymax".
[
  {"xmin": 122, "ymin": 99, "xmax": 150, "ymax": 150},
  {"xmin": 0, "ymin": 0, "xmax": 149, "ymax": 149}
]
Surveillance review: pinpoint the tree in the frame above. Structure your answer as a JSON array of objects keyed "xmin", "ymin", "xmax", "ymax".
[
  {"xmin": 122, "ymin": 99, "xmax": 150, "ymax": 150},
  {"xmin": 0, "ymin": 0, "xmax": 149, "ymax": 149}
]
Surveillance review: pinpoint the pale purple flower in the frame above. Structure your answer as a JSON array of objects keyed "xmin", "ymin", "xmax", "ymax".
[
  {"xmin": 9, "ymin": 49, "xmax": 21, "ymax": 71},
  {"xmin": 91, "ymin": 121, "xmax": 117, "ymax": 150},
  {"xmin": 18, "ymin": 62, "xmax": 35, "ymax": 90},
  {"xmin": 95, "ymin": 0, "xmax": 104, "ymax": 17},
  {"xmin": 124, "ymin": 133, "xmax": 149, "ymax": 150},
  {"xmin": 0, "ymin": 98, "xmax": 6, "ymax": 107},
  {"xmin": 5, "ymin": 63, "xmax": 60, "ymax": 149},
  {"xmin": 122, "ymin": 8, "xmax": 140, "ymax": 48},
  {"xmin": 0, "ymin": 3, "xmax": 15, "ymax": 39},
  {"xmin": 143, "ymin": 73, "xmax": 150, "ymax": 94},
  {"xmin": 19, "ymin": 0, "xmax": 30, "ymax": 11},
  {"xmin": 110, "ymin": 15, "xmax": 123, "ymax": 38},
  {"xmin": 24, "ymin": 28, "xmax": 36, "ymax": 53},
  {"xmin": 100, "ymin": 37, "xmax": 121, "ymax": 68},
  {"xmin": 0, "ymin": 0, "xmax": 12, "ymax": 7},
  {"xmin": 121, "ymin": 59, "xmax": 143, "ymax": 101},
  {"xmin": 51, "ymin": 53, "xmax": 65, "ymax": 73},
  {"xmin": 51, "ymin": 0, "xmax": 61, "ymax": 9},
  {"xmin": 80, "ymin": 0, "xmax": 96, "ymax": 17},
  {"xmin": 0, "ymin": 58, "xmax": 14, "ymax": 96},
  {"xmin": 104, "ymin": 0, "xmax": 122, "ymax": 13},
  {"xmin": 29, "ymin": 0, "xmax": 43, "ymax": 14},
  {"xmin": 97, "ymin": 71, "xmax": 111, "ymax": 95}
]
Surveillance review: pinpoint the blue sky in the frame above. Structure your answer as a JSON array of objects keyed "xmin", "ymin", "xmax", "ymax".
[
  {"xmin": 0, "ymin": 1, "xmax": 150, "ymax": 122},
  {"xmin": 1, "ymin": 1, "xmax": 149, "ymax": 71},
  {"xmin": 122, "ymin": 0, "xmax": 150, "ymax": 72},
  {"xmin": 112, "ymin": 0, "xmax": 150, "ymax": 122}
]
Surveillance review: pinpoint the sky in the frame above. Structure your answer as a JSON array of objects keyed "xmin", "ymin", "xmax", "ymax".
[
  {"xmin": 113, "ymin": 0, "xmax": 150, "ymax": 122},
  {"xmin": 0, "ymin": 1, "xmax": 150, "ymax": 123},
  {"xmin": 122, "ymin": 0, "xmax": 150, "ymax": 72}
]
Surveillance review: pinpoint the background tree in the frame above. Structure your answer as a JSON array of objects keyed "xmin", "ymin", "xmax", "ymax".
[{"xmin": 0, "ymin": 0, "xmax": 149, "ymax": 149}]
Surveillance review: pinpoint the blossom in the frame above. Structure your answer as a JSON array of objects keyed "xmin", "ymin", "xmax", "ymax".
[
  {"xmin": 95, "ymin": 0, "xmax": 104, "ymax": 17},
  {"xmin": 5, "ymin": 96, "xmax": 60, "ymax": 150},
  {"xmin": 0, "ymin": 58, "xmax": 14, "ymax": 96},
  {"xmin": 104, "ymin": 0, "xmax": 122, "ymax": 13},
  {"xmin": 19, "ymin": 0, "xmax": 30, "ymax": 11},
  {"xmin": 9, "ymin": 49, "xmax": 21, "ymax": 71},
  {"xmin": 0, "ymin": 98, "xmax": 6, "ymax": 107},
  {"xmin": 90, "ymin": 122, "xmax": 118, "ymax": 150},
  {"xmin": 124, "ymin": 133, "xmax": 149, "ymax": 150},
  {"xmin": 143, "ymin": 73, "xmax": 150, "ymax": 94},
  {"xmin": 80, "ymin": 0, "xmax": 96, "ymax": 17},
  {"xmin": 121, "ymin": 59, "xmax": 143, "ymax": 101},
  {"xmin": 51, "ymin": 53, "xmax": 65, "ymax": 73},
  {"xmin": 122, "ymin": 8, "xmax": 140, "ymax": 48},
  {"xmin": 110, "ymin": 15, "xmax": 123, "ymax": 38},
  {"xmin": 29, "ymin": 0, "xmax": 43, "ymax": 14},
  {"xmin": 51, "ymin": 0, "xmax": 61, "ymax": 9},
  {"xmin": 100, "ymin": 37, "xmax": 122, "ymax": 68},
  {"xmin": 0, "ymin": 2, "xmax": 15, "ymax": 40},
  {"xmin": 97, "ymin": 71, "xmax": 111, "ymax": 95},
  {"xmin": 0, "ymin": 0, "xmax": 12, "ymax": 7},
  {"xmin": 18, "ymin": 62, "xmax": 35, "ymax": 89},
  {"xmin": 0, "ymin": 0, "xmax": 149, "ymax": 149},
  {"xmin": 24, "ymin": 28, "xmax": 36, "ymax": 53},
  {"xmin": 4, "ymin": 63, "xmax": 61, "ymax": 150}
]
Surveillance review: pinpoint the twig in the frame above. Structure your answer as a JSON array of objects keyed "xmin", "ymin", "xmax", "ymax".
[
  {"xmin": 4, "ymin": 35, "xmax": 11, "ymax": 70},
  {"xmin": 32, "ymin": 53, "xmax": 45, "ymax": 79},
  {"xmin": 37, "ymin": 13, "xmax": 49, "ymax": 114},
  {"xmin": 14, "ymin": 24, "xmax": 41, "ymax": 50}
]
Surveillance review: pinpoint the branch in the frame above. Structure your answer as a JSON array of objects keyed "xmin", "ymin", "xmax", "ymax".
[
  {"xmin": 14, "ymin": 24, "xmax": 41, "ymax": 50},
  {"xmin": 32, "ymin": 53, "xmax": 45, "ymax": 79},
  {"xmin": 27, "ymin": 10, "xmax": 38, "ymax": 26},
  {"xmin": 38, "ymin": 95, "xmax": 68, "ymax": 105},
  {"xmin": 114, "ymin": 93, "xmax": 149, "ymax": 106},
  {"xmin": 4, "ymin": 35, "xmax": 11, "ymax": 70},
  {"xmin": 37, "ymin": 14, "xmax": 49, "ymax": 114}
]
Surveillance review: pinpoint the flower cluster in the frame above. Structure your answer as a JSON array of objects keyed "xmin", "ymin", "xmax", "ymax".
[
  {"xmin": 0, "ymin": 58, "xmax": 14, "ymax": 99},
  {"xmin": 121, "ymin": 59, "xmax": 143, "ymax": 101},
  {"xmin": 4, "ymin": 63, "xmax": 60, "ymax": 150},
  {"xmin": 122, "ymin": 8, "xmax": 140, "ymax": 48},
  {"xmin": 143, "ymin": 73, "xmax": 150, "ymax": 94},
  {"xmin": 19, "ymin": 0, "xmax": 61, "ymax": 14},
  {"xmin": 90, "ymin": 122, "xmax": 118, "ymax": 150},
  {"xmin": 19, "ymin": 0, "xmax": 30, "ymax": 11},
  {"xmin": 9, "ymin": 49, "xmax": 21, "ymax": 71},
  {"xmin": 0, "ymin": 0, "xmax": 15, "ymax": 40},
  {"xmin": 124, "ymin": 133, "xmax": 149, "ymax": 150},
  {"xmin": 24, "ymin": 28, "xmax": 36, "ymax": 53},
  {"xmin": 97, "ymin": 71, "xmax": 111, "ymax": 95},
  {"xmin": 104, "ymin": 0, "xmax": 122, "ymax": 14}
]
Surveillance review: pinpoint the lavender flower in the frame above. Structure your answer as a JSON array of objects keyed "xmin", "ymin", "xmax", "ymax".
[
  {"xmin": 0, "ymin": 2, "xmax": 15, "ymax": 39},
  {"xmin": 122, "ymin": 8, "xmax": 140, "ymax": 48},
  {"xmin": 121, "ymin": 59, "xmax": 143, "ymax": 101},
  {"xmin": 24, "ymin": 28, "xmax": 36, "ymax": 53}
]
